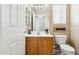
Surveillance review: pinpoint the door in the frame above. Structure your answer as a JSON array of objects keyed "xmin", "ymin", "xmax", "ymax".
[{"xmin": 1, "ymin": 4, "xmax": 25, "ymax": 55}]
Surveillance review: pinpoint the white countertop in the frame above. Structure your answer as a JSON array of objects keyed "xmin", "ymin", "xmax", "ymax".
[{"xmin": 24, "ymin": 31, "xmax": 54, "ymax": 37}]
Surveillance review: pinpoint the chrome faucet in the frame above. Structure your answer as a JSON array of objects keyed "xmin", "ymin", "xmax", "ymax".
[{"xmin": 37, "ymin": 32, "xmax": 40, "ymax": 35}]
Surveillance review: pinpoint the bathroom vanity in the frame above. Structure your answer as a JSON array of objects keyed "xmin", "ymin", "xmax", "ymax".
[{"xmin": 25, "ymin": 32, "xmax": 54, "ymax": 55}]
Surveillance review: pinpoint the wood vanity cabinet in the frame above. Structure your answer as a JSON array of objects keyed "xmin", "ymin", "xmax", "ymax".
[{"xmin": 25, "ymin": 37, "xmax": 53, "ymax": 55}]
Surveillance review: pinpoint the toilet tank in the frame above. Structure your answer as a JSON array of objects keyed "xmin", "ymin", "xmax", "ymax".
[{"xmin": 55, "ymin": 35, "xmax": 67, "ymax": 45}]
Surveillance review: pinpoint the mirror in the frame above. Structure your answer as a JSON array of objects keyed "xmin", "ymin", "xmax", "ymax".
[
  {"xmin": 25, "ymin": 8, "xmax": 32, "ymax": 31},
  {"xmin": 25, "ymin": 5, "xmax": 49, "ymax": 32},
  {"xmin": 33, "ymin": 16, "xmax": 45, "ymax": 31}
]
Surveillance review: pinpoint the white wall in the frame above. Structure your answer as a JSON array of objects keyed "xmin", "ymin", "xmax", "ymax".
[
  {"xmin": 71, "ymin": 4, "xmax": 79, "ymax": 54},
  {"xmin": 0, "ymin": 5, "xmax": 2, "ymax": 53}
]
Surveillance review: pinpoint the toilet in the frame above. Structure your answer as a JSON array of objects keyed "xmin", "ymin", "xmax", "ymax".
[{"xmin": 55, "ymin": 35, "xmax": 75, "ymax": 55}]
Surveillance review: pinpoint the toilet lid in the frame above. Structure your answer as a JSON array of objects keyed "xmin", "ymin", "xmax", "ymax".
[{"xmin": 60, "ymin": 44, "xmax": 75, "ymax": 52}]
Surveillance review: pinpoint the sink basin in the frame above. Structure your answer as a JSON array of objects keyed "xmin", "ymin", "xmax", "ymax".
[
  {"xmin": 31, "ymin": 31, "xmax": 39, "ymax": 35},
  {"xmin": 24, "ymin": 31, "xmax": 54, "ymax": 37}
]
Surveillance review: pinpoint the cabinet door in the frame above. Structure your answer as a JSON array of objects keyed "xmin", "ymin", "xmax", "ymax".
[
  {"xmin": 26, "ymin": 37, "xmax": 37, "ymax": 55},
  {"xmin": 53, "ymin": 4, "xmax": 66, "ymax": 24},
  {"xmin": 37, "ymin": 38, "xmax": 44, "ymax": 55},
  {"xmin": 38, "ymin": 37, "xmax": 53, "ymax": 55},
  {"xmin": 43, "ymin": 37, "xmax": 53, "ymax": 55}
]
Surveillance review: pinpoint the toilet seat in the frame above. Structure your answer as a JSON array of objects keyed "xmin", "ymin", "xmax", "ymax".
[{"xmin": 60, "ymin": 44, "xmax": 75, "ymax": 52}]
